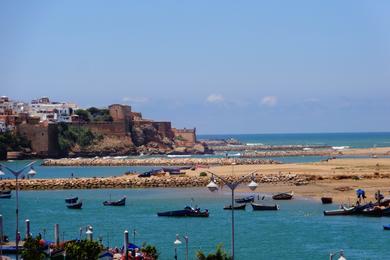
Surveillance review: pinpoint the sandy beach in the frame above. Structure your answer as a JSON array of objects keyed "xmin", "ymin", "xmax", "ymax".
[{"xmin": 192, "ymin": 157, "xmax": 390, "ymax": 204}]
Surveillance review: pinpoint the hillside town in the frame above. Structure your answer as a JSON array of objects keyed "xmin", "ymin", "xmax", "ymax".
[{"xmin": 0, "ymin": 96, "xmax": 205, "ymax": 159}]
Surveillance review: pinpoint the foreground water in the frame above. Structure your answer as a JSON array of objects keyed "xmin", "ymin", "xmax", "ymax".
[{"xmin": 1, "ymin": 188, "xmax": 389, "ymax": 259}]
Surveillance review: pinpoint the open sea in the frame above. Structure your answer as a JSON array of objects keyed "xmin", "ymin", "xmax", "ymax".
[{"xmin": 1, "ymin": 132, "xmax": 390, "ymax": 259}]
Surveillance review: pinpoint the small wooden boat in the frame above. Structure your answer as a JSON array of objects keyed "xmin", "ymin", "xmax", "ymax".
[
  {"xmin": 67, "ymin": 201, "xmax": 82, "ymax": 209},
  {"xmin": 223, "ymin": 204, "xmax": 246, "ymax": 210},
  {"xmin": 103, "ymin": 196, "xmax": 126, "ymax": 206},
  {"xmin": 65, "ymin": 196, "xmax": 78, "ymax": 204},
  {"xmin": 321, "ymin": 197, "xmax": 333, "ymax": 204},
  {"xmin": 383, "ymin": 224, "xmax": 390, "ymax": 230},
  {"xmin": 251, "ymin": 202, "xmax": 279, "ymax": 211},
  {"xmin": 0, "ymin": 190, "xmax": 11, "ymax": 195},
  {"xmin": 157, "ymin": 206, "xmax": 209, "ymax": 217},
  {"xmin": 323, "ymin": 206, "xmax": 355, "ymax": 216},
  {"xmin": 235, "ymin": 195, "xmax": 255, "ymax": 204},
  {"xmin": 272, "ymin": 192, "xmax": 294, "ymax": 200},
  {"xmin": 0, "ymin": 194, "xmax": 11, "ymax": 199}
]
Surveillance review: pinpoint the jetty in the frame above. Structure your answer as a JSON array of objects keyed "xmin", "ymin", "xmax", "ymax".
[{"xmin": 42, "ymin": 157, "xmax": 280, "ymax": 167}]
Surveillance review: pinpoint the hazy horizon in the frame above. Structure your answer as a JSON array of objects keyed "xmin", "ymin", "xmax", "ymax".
[{"xmin": 1, "ymin": 1, "xmax": 390, "ymax": 134}]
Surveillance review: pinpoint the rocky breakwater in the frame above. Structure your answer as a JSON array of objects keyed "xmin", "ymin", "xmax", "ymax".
[
  {"xmin": 42, "ymin": 157, "xmax": 280, "ymax": 167},
  {"xmin": 0, "ymin": 173, "xmax": 316, "ymax": 191}
]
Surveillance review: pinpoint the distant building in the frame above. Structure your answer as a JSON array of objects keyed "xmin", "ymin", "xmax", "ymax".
[{"xmin": 29, "ymin": 97, "xmax": 79, "ymax": 123}]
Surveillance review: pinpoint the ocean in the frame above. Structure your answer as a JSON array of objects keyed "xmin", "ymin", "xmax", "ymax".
[{"xmin": 199, "ymin": 132, "xmax": 390, "ymax": 148}]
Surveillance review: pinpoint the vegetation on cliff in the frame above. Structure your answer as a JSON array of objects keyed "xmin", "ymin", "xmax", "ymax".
[
  {"xmin": 57, "ymin": 123, "xmax": 102, "ymax": 154},
  {"xmin": 0, "ymin": 130, "xmax": 31, "ymax": 160},
  {"xmin": 75, "ymin": 107, "xmax": 113, "ymax": 123}
]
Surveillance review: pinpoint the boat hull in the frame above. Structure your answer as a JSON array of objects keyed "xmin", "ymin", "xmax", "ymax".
[
  {"xmin": 157, "ymin": 209, "xmax": 209, "ymax": 217},
  {"xmin": 65, "ymin": 197, "xmax": 78, "ymax": 204},
  {"xmin": 0, "ymin": 194, "xmax": 11, "ymax": 199},
  {"xmin": 67, "ymin": 202, "xmax": 82, "ymax": 209},
  {"xmin": 321, "ymin": 197, "xmax": 333, "ymax": 204},
  {"xmin": 223, "ymin": 204, "xmax": 246, "ymax": 210},
  {"xmin": 103, "ymin": 197, "xmax": 126, "ymax": 206},
  {"xmin": 251, "ymin": 203, "xmax": 279, "ymax": 211},
  {"xmin": 235, "ymin": 196, "xmax": 255, "ymax": 204},
  {"xmin": 272, "ymin": 192, "xmax": 293, "ymax": 200}
]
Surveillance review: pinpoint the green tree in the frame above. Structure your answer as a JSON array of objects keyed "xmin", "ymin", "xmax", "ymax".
[
  {"xmin": 75, "ymin": 109, "xmax": 91, "ymax": 122},
  {"xmin": 64, "ymin": 239, "xmax": 103, "ymax": 260},
  {"xmin": 57, "ymin": 123, "xmax": 99, "ymax": 154},
  {"xmin": 21, "ymin": 235, "xmax": 46, "ymax": 260},
  {"xmin": 196, "ymin": 244, "xmax": 232, "ymax": 260},
  {"xmin": 141, "ymin": 243, "xmax": 160, "ymax": 259}
]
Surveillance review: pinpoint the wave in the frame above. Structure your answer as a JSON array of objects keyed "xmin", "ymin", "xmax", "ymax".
[
  {"xmin": 246, "ymin": 143, "xmax": 264, "ymax": 146},
  {"xmin": 332, "ymin": 146, "xmax": 350, "ymax": 150},
  {"xmin": 167, "ymin": 155, "xmax": 192, "ymax": 158}
]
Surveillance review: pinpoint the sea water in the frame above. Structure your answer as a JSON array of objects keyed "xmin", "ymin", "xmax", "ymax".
[
  {"xmin": 199, "ymin": 132, "xmax": 390, "ymax": 148},
  {"xmin": 0, "ymin": 188, "xmax": 388, "ymax": 260}
]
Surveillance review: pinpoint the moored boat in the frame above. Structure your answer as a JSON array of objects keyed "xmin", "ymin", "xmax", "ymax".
[
  {"xmin": 0, "ymin": 190, "xmax": 11, "ymax": 195},
  {"xmin": 67, "ymin": 201, "xmax": 82, "ymax": 209},
  {"xmin": 272, "ymin": 192, "xmax": 294, "ymax": 200},
  {"xmin": 157, "ymin": 206, "xmax": 209, "ymax": 217},
  {"xmin": 223, "ymin": 204, "xmax": 246, "ymax": 210},
  {"xmin": 235, "ymin": 195, "xmax": 255, "ymax": 204},
  {"xmin": 251, "ymin": 202, "xmax": 279, "ymax": 211},
  {"xmin": 323, "ymin": 206, "xmax": 356, "ymax": 216},
  {"xmin": 321, "ymin": 197, "xmax": 333, "ymax": 204},
  {"xmin": 103, "ymin": 196, "xmax": 126, "ymax": 206},
  {"xmin": 383, "ymin": 224, "xmax": 390, "ymax": 230},
  {"xmin": 65, "ymin": 196, "xmax": 78, "ymax": 204},
  {"xmin": 0, "ymin": 193, "xmax": 11, "ymax": 199}
]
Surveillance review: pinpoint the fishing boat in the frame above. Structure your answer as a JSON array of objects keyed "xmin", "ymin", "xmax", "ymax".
[
  {"xmin": 272, "ymin": 192, "xmax": 294, "ymax": 200},
  {"xmin": 138, "ymin": 169, "xmax": 164, "ymax": 178},
  {"xmin": 103, "ymin": 196, "xmax": 126, "ymax": 206},
  {"xmin": 223, "ymin": 204, "xmax": 246, "ymax": 210},
  {"xmin": 0, "ymin": 190, "xmax": 11, "ymax": 195},
  {"xmin": 235, "ymin": 195, "xmax": 255, "ymax": 203},
  {"xmin": 323, "ymin": 206, "xmax": 356, "ymax": 216},
  {"xmin": 65, "ymin": 196, "xmax": 78, "ymax": 204},
  {"xmin": 157, "ymin": 206, "xmax": 209, "ymax": 217},
  {"xmin": 0, "ymin": 193, "xmax": 11, "ymax": 199},
  {"xmin": 251, "ymin": 202, "xmax": 279, "ymax": 211},
  {"xmin": 67, "ymin": 201, "xmax": 82, "ymax": 209},
  {"xmin": 321, "ymin": 197, "xmax": 333, "ymax": 204}
]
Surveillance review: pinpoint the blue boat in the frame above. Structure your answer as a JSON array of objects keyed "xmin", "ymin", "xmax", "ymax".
[{"xmin": 383, "ymin": 224, "xmax": 390, "ymax": 230}]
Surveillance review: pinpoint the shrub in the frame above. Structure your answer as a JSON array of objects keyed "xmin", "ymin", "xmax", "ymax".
[
  {"xmin": 196, "ymin": 244, "xmax": 232, "ymax": 260},
  {"xmin": 21, "ymin": 235, "xmax": 46, "ymax": 260},
  {"xmin": 141, "ymin": 243, "xmax": 160, "ymax": 259},
  {"xmin": 199, "ymin": 172, "xmax": 208, "ymax": 177}
]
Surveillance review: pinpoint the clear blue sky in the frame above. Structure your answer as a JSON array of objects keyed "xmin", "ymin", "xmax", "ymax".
[{"xmin": 1, "ymin": 1, "xmax": 389, "ymax": 134}]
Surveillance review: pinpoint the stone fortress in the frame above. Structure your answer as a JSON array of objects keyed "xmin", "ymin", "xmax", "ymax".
[{"xmin": 1, "ymin": 96, "xmax": 201, "ymax": 158}]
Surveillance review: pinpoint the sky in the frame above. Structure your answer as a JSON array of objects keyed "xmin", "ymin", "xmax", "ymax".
[{"xmin": 1, "ymin": 1, "xmax": 390, "ymax": 134}]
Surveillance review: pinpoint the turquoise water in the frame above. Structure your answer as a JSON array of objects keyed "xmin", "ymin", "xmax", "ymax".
[
  {"xmin": 0, "ymin": 188, "xmax": 389, "ymax": 259},
  {"xmin": 199, "ymin": 132, "xmax": 390, "ymax": 148},
  {"xmin": 0, "ymin": 160, "xmax": 159, "ymax": 179}
]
